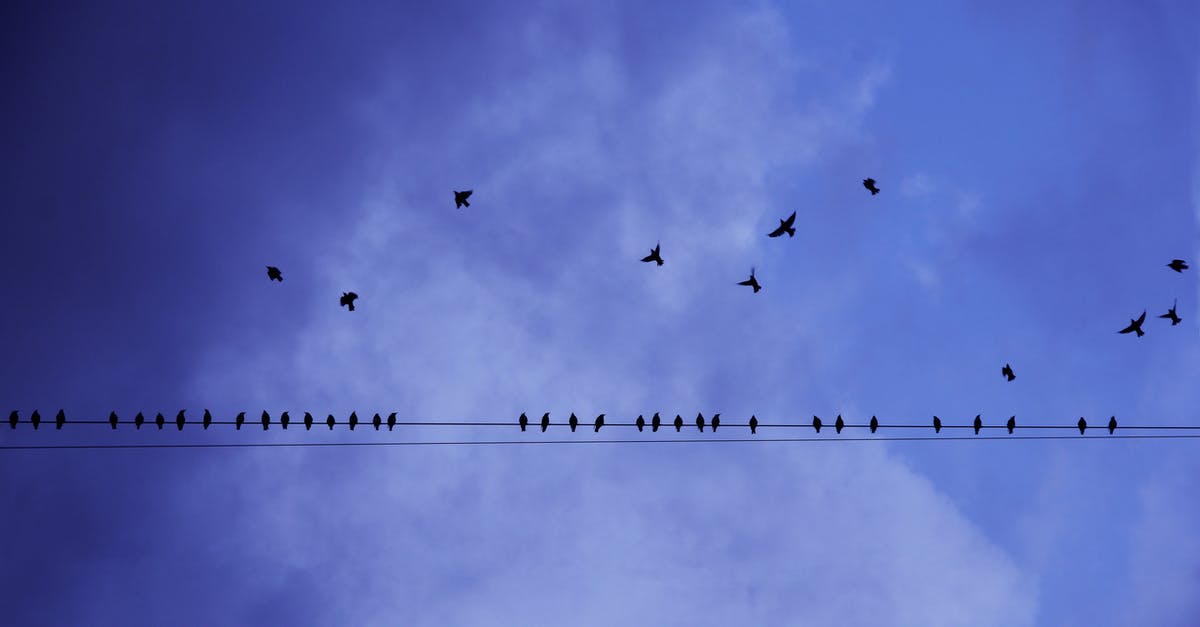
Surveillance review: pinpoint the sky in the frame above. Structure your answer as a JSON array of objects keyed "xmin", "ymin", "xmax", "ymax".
[{"xmin": 1, "ymin": 1, "xmax": 1198, "ymax": 625}]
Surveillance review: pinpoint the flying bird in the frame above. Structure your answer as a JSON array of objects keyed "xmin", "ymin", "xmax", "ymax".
[
  {"xmin": 696, "ymin": 413, "xmax": 705, "ymax": 432},
  {"xmin": 281, "ymin": 411, "xmax": 291, "ymax": 430},
  {"xmin": 326, "ymin": 414, "xmax": 336, "ymax": 430},
  {"xmin": 1108, "ymin": 416, "xmax": 1117, "ymax": 435},
  {"xmin": 812, "ymin": 415, "xmax": 822, "ymax": 433},
  {"xmin": 641, "ymin": 243, "xmax": 664, "ymax": 266},
  {"xmin": 304, "ymin": 412, "xmax": 314, "ymax": 430},
  {"xmin": 673, "ymin": 414, "xmax": 684, "ymax": 432},
  {"xmin": 109, "ymin": 411, "xmax": 118, "ymax": 430},
  {"xmin": 1007, "ymin": 416, "xmax": 1016, "ymax": 434},
  {"xmin": 349, "ymin": 411, "xmax": 358, "ymax": 431},
  {"xmin": 835, "ymin": 415, "xmax": 844, "ymax": 434},
  {"xmin": 652, "ymin": 412, "xmax": 662, "ymax": 432},
  {"xmin": 1159, "ymin": 299, "xmax": 1182, "ymax": 326},
  {"xmin": 569, "ymin": 413, "xmax": 579, "ymax": 432},
  {"xmin": 8, "ymin": 411, "xmax": 16, "ymax": 429},
  {"xmin": 203, "ymin": 409, "xmax": 213, "ymax": 430},
  {"xmin": 31, "ymin": 410, "xmax": 41, "ymax": 430},
  {"xmin": 1002, "ymin": 363, "xmax": 1015, "ymax": 382},
  {"xmin": 749, "ymin": 415, "xmax": 758, "ymax": 434},
  {"xmin": 56, "ymin": 409, "xmax": 65, "ymax": 430},
  {"xmin": 1078, "ymin": 417, "xmax": 1087, "ymax": 435},
  {"xmin": 267, "ymin": 266, "xmax": 283, "ymax": 282},
  {"xmin": 340, "ymin": 292, "xmax": 359, "ymax": 312},
  {"xmin": 711, "ymin": 413, "xmax": 720, "ymax": 432},
  {"xmin": 387, "ymin": 412, "xmax": 397, "ymax": 431},
  {"xmin": 973, "ymin": 414, "xmax": 982, "ymax": 435},
  {"xmin": 261, "ymin": 410, "xmax": 270, "ymax": 431},
  {"xmin": 594, "ymin": 414, "xmax": 605, "ymax": 433},
  {"xmin": 235, "ymin": 411, "xmax": 245, "ymax": 430},
  {"xmin": 738, "ymin": 267, "xmax": 762, "ymax": 293},
  {"xmin": 767, "ymin": 211, "xmax": 797, "ymax": 238},
  {"xmin": 175, "ymin": 410, "xmax": 185, "ymax": 431},
  {"xmin": 863, "ymin": 178, "xmax": 880, "ymax": 195},
  {"xmin": 372, "ymin": 413, "xmax": 382, "ymax": 430},
  {"xmin": 155, "ymin": 412, "xmax": 164, "ymax": 430},
  {"xmin": 1119, "ymin": 311, "xmax": 1147, "ymax": 337},
  {"xmin": 135, "ymin": 412, "xmax": 145, "ymax": 430},
  {"xmin": 1167, "ymin": 259, "xmax": 1188, "ymax": 273},
  {"xmin": 870, "ymin": 415, "xmax": 879, "ymax": 433},
  {"xmin": 519, "ymin": 412, "xmax": 528, "ymax": 432},
  {"xmin": 636, "ymin": 415, "xmax": 646, "ymax": 432},
  {"xmin": 454, "ymin": 189, "xmax": 472, "ymax": 209},
  {"xmin": 933, "ymin": 415, "xmax": 942, "ymax": 433},
  {"xmin": 541, "ymin": 412, "xmax": 550, "ymax": 432}
]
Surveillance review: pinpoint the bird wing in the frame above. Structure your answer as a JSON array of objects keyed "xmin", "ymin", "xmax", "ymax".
[
  {"xmin": 783, "ymin": 211, "xmax": 796, "ymax": 227},
  {"xmin": 1135, "ymin": 311, "xmax": 1146, "ymax": 324},
  {"xmin": 738, "ymin": 278, "xmax": 754, "ymax": 286},
  {"xmin": 1118, "ymin": 323, "xmax": 1135, "ymax": 334},
  {"xmin": 641, "ymin": 252, "xmax": 656, "ymax": 262},
  {"xmin": 767, "ymin": 224, "xmax": 786, "ymax": 237}
]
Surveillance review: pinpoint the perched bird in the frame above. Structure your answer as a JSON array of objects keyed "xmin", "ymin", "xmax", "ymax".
[
  {"xmin": 1078, "ymin": 417, "xmax": 1087, "ymax": 435},
  {"xmin": 304, "ymin": 412, "xmax": 314, "ymax": 431},
  {"xmin": 109, "ymin": 411, "xmax": 118, "ymax": 430},
  {"xmin": 641, "ymin": 243, "xmax": 664, "ymax": 266},
  {"xmin": 711, "ymin": 413, "xmax": 720, "ymax": 432},
  {"xmin": 1168, "ymin": 259, "xmax": 1189, "ymax": 273},
  {"xmin": 31, "ymin": 410, "xmax": 41, "ymax": 430},
  {"xmin": 387, "ymin": 412, "xmax": 397, "ymax": 431},
  {"xmin": 349, "ymin": 411, "xmax": 358, "ymax": 431},
  {"xmin": 594, "ymin": 414, "xmax": 605, "ymax": 433},
  {"xmin": 1159, "ymin": 299, "xmax": 1182, "ymax": 326},
  {"xmin": 812, "ymin": 415, "xmax": 822, "ymax": 433},
  {"xmin": 267, "ymin": 266, "xmax": 283, "ymax": 282},
  {"xmin": 933, "ymin": 415, "xmax": 942, "ymax": 433},
  {"xmin": 261, "ymin": 410, "xmax": 270, "ymax": 431},
  {"xmin": 135, "ymin": 412, "xmax": 145, "ymax": 430},
  {"xmin": 1119, "ymin": 310, "xmax": 1147, "ymax": 337},
  {"xmin": 8, "ymin": 410, "xmax": 16, "ymax": 429},
  {"xmin": 235, "ymin": 411, "xmax": 245, "ymax": 430},
  {"xmin": 175, "ymin": 410, "xmax": 185, "ymax": 431},
  {"xmin": 569, "ymin": 413, "xmax": 579, "ymax": 432},
  {"xmin": 281, "ymin": 411, "xmax": 291, "ymax": 430},
  {"xmin": 519, "ymin": 412, "xmax": 528, "ymax": 432},
  {"xmin": 155, "ymin": 412, "xmax": 164, "ymax": 430},
  {"xmin": 973, "ymin": 414, "xmax": 982, "ymax": 435},
  {"xmin": 673, "ymin": 414, "xmax": 684, "ymax": 432},
  {"xmin": 636, "ymin": 415, "xmax": 646, "ymax": 432},
  {"xmin": 203, "ymin": 409, "xmax": 213, "ymax": 430},
  {"xmin": 454, "ymin": 189, "xmax": 472, "ymax": 209},
  {"xmin": 696, "ymin": 413, "xmax": 705, "ymax": 433},
  {"xmin": 738, "ymin": 267, "xmax": 762, "ymax": 293},
  {"xmin": 1002, "ymin": 363, "xmax": 1015, "ymax": 382},
  {"xmin": 767, "ymin": 211, "xmax": 797, "ymax": 238},
  {"xmin": 1007, "ymin": 416, "xmax": 1016, "ymax": 434},
  {"xmin": 835, "ymin": 415, "xmax": 844, "ymax": 434},
  {"xmin": 749, "ymin": 415, "xmax": 758, "ymax": 434},
  {"xmin": 540, "ymin": 412, "xmax": 550, "ymax": 432},
  {"xmin": 340, "ymin": 292, "xmax": 359, "ymax": 311},
  {"xmin": 56, "ymin": 409, "xmax": 66, "ymax": 430},
  {"xmin": 863, "ymin": 178, "xmax": 880, "ymax": 195},
  {"xmin": 372, "ymin": 413, "xmax": 381, "ymax": 430},
  {"xmin": 652, "ymin": 412, "xmax": 662, "ymax": 432},
  {"xmin": 870, "ymin": 415, "xmax": 879, "ymax": 433},
  {"xmin": 326, "ymin": 414, "xmax": 336, "ymax": 430},
  {"xmin": 1108, "ymin": 416, "xmax": 1117, "ymax": 435}
]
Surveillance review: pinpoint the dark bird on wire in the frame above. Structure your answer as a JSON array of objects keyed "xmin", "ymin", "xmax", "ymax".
[
  {"xmin": 1007, "ymin": 415, "xmax": 1016, "ymax": 434},
  {"xmin": 281, "ymin": 411, "xmax": 291, "ymax": 430},
  {"xmin": 203, "ymin": 409, "xmax": 213, "ymax": 430},
  {"xmin": 652, "ymin": 412, "xmax": 662, "ymax": 432},
  {"xmin": 812, "ymin": 415, "xmax": 822, "ymax": 433},
  {"xmin": 155, "ymin": 412, "xmax": 164, "ymax": 430},
  {"xmin": 1002, "ymin": 363, "xmax": 1015, "ymax": 382},
  {"xmin": 738, "ymin": 267, "xmax": 761, "ymax": 293},
  {"xmin": 1119, "ymin": 310, "xmax": 1147, "ymax": 337},
  {"xmin": 870, "ymin": 415, "xmax": 879, "ymax": 433},
  {"xmin": 31, "ymin": 410, "xmax": 41, "ymax": 430},
  {"xmin": 55, "ymin": 409, "xmax": 65, "ymax": 430},
  {"xmin": 1159, "ymin": 300, "xmax": 1182, "ymax": 326},
  {"xmin": 387, "ymin": 412, "xmax": 397, "ymax": 431},
  {"xmin": 636, "ymin": 415, "xmax": 646, "ymax": 432},
  {"xmin": 569, "ymin": 413, "xmax": 579, "ymax": 432},
  {"xmin": 1108, "ymin": 416, "xmax": 1117, "ymax": 435},
  {"xmin": 933, "ymin": 415, "xmax": 942, "ymax": 433},
  {"xmin": 135, "ymin": 412, "xmax": 145, "ymax": 430},
  {"xmin": 594, "ymin": 414, "xmax": 605, "ymax": 432},
  {"xmin": 175, "ymin": 410, "xmax": 185, "ymax": 431},
  {"xmin": 541, "ymin": 412, "xmax": 550, "ymax": 432},
  {"xmin": 454, "ymin": 189, "xmax": 472, "ymax": 209},
  {"xmin": 641, "ymin": 242, "xmax": 664, "ymax": 266},
  {"xmin": 973, "ymin": 414, "xmax": 982, "ymax": 435},
  {"xmin": 327, "ymin": 414, "xmax": 336, "ymax": 430},
  {"xmin": 372, "ymin": 413, "xmax": 381, "ymax": 430},
  {"xmin": 711, "ymin": 413, "xmax": 720, "ymax": 432},
  {"xmin": 835, "ymin": 415, "xmax": 844, "ymax": 434},
  {"xmin": 1078, "ymin": 417, "xmax": 1087, "ymax": 435},
  {"xmin": 696, "ymin": 413, "xmax": 705, "ymax": 432},
  {"xmin": 261, "ymin": 410, "xmax": 270, "ymax": 431},
  {"xmin": 519, "ymin": 412, "xmax": 528, "ymax": 432},
  {"xmin": 109, "ymin": 411, "xmax": 118, "ymax": 429},
  {"xmin": 8, "ymin": 410, "xmax": 16, "ymax": 429},
  {"xmin": 340, "ymin": 292, "xmax": 358, "ymax": 312},
  {"xmin": 349, "ymin": 411, "xmax": 358, "ymax": 431},
  {"xmin": 674, "ymin": 414, "xmax": 684, "ymax": 432},
  {"xmin": 267, "ymin": 266, "xmax": 283, "ymax": 282},
  {"xmin": 768, "ymin": 211, "xmax": 797, "ymax": 238},
  {"xmin": 863, "ymin": 178, "xmax": 880, "ymax": 195},
  {"xmin": 235, "ymin": 411, "xmax": 245, "ymax": 430},
  {"xmin": 304, "ymin": 412, "xmax": 314, "ymax": 431},
  {"xmin": 749, "ymin": 415, "xmax": 758, "ymax": 434},
  {"xmin": 1168, "ymin": 259, "xmax": 1188, "ymax": 273}
]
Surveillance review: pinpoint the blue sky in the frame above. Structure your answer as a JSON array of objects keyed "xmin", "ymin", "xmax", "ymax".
[{"xmin": 2, "ymin": 1, "xmax": 1198, "ymax": 624}]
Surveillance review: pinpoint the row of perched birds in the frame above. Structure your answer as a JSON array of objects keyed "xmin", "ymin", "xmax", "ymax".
[
  {"xmin": 4, "ymin": 408, "xmax": 1121, "ymax": 436},
  {"xmin": 1117, "ymin": 259, "xmax": 1189, "ymax": 336}
]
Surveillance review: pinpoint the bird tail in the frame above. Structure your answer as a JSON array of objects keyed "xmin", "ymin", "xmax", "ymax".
[
  {"xmin": 656, "ymin": 258, "xmax": 663, "ymax": 266},
  {"xmin": 871, "ymin": 188, "xmax": 879, "ymax": 195},
  {"xmin": 349, "ymin": 303, "xmax": 355, "ymax": 311},
  {"xmin": 1136, "ymin": 328, "xmax": 1144, "ymax": 337},
  {"xmin": 463, "ymin": 200, "xmax": 470, "ymax": 208},
  {"xmin": 753, "ymin": 284, "xmax": 761, "ymax": 293},
  {"xmin": 786, "ymin": 227, "xmax": 795, "ymax": 237}
]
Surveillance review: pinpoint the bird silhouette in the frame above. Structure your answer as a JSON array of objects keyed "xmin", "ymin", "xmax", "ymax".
[
  {"xmin": 454, "ymin": 189, "xmax": 472, "ymax": 209},
  {"xmin": 1159, "ymin": 299, "xmax": 1182, "ymax": 326},
  {"xmin": 933, "ymin": 415, "xmax": 942, "ymax": 433},
  {"xmin": 8, "ymin": 410, "xmax": 16, "ymax": 429},
  {"xmin": 636, "ymin": 415, "xmax": 646, "ymax": 432},
  {"xmin": 711, "ymin": 413, "xmax": 720, "ymax": 431},
  {"xmin": 340, "ymin": 292, "xmax": 358, "ymax": 311},
  {"xmin": 594, "ymin": 414, "xmax": 605, "ymax": 433},
  {"xmin": 973, "ymin": 414, "xmax": 982, "ymax": 435},
  {"xmin": 1108, "ymin": 416, "xmax": 1117, "ymax": 435},
  {"xmin": 541, "ymin": 412, "xmax": 550, "ymax": 432},
  {"xmin": 1167, "ymin": 259, "xmax": 1188, "ymax": 273},
  {"xmin": 261, "ymin": 410, "xmax": 270, "ymax": 431},
  {"xmin": 749, "ymin": 415, "xmax": 758, "ymax": 434},
  {"xmin": 519, "ymin": 412, "xmax": 528, "ymax": 432},
  {"xmin": 267, "ymin": 266, "xmax": 283, "ymax": 282},
  {"xmin": 569, "ymin": 413, "xmax": 579, "ymax": 432},
  {"xmin": 203, "ymin": 409, "xmax": 213, "ymax": 430},
  {"xmin": 135, "ymin": 412, "xmax": 145, "ymax": 430},
  {"xmin": 31, "ymin": 410, "xmax": 41, "ymax": 430},
  {"xmin": 175, "ymin": 410, "xmax": 185, "ymax": 431},
  {"xmin": 863, "ymin": 178, "xmax": 880, "ymax": 195},
  {"xmin": 870, "ymin": 415, "xmax": 879, "ymax": 433},
  {"xmin": 155, "ymin": 412, "xmax": 164, "ymax": 430},
  {"xmin": 767, "ymin": 211, "xmax": 797, "ymax": 238},
  {"xmin": 109, "ymin": 411, "xmax": 118, "ymax": 429},
  {"xmin": 349, "ymin": 411, "xmax": 358, "ymax": 431},
  {"xmin": 235, "ymin": 411, "xmax": 245, "ymax": 430},
  {"xmin": 696, "ymin": 413, "xmax": 705, "ymax": 432},
  {"xmin": 1007, "ymin": 416, "xmax": 1016, "ymax": 434},
  {"xmin": 304, "ymin": 412, "xmax": 314, "ymax": 430},
  {"xmin": 372, "ymin": 413, "xmax": 382, "ymax": 430},
  {"xmin": 835, "ymin": 415, "xmax": 844, "ymax": 433},
  {"xmin": 387, "ymin": 412, "xmax": 397, "ymax": 431},
  {"xmin": 55, "ymin": 409, "xmax": 65, "ymax": 430},
  {"xmin": 641, "ymin": 243, "xmax": 664, "ymax": 266},
  {"xmin": 281, "ymin": 411, "xmax": 291, "ymax": 430},
  {"xmin": 673, "ymin": 414, "xmax": 684, "ymax": 432},
  {"xmin": 1119, "ymin": 311, "xmax": 1147, "ymax": 337},
  {"xmin": 812, "ymin": 415, "xmax": 822, "ymax": 433},
  {"xmin": 326, "ymin": 414, "xmax": 336, "ymax": 430},
  {"xmin": 652, "ymin": 412, "xmax": 662, "ymax": 432},
  {"xmin": 1078, "ymin": 417, "xmax": 1087, "ymax": 435},
  {"xmin": 738, "ymin": 267, "xmax": 761, "ymax": 293},
  {"xmin": 1002, "ymin": 363, "xmax": 1015, "ymax": 381}
]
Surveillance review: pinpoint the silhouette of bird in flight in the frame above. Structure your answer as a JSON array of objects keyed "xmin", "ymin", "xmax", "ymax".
[
  {"xmin": 863, "ymin": 178, "xmax": 880, "ymax": 195},
  {"xmin": 973, "ymin": 414, "xmax": 982, "ymax": 435},
  {"xmin": 1078, "ymin": 417, "xmax": 1087, "ymax": 435},
  {"xmin": 569, "ymin": 413, "xmax": 579, "ymax": 432},
  {"xmin": 641, "ymin": 243, "xmax": 664, "ymax": 266},
  {"xmin": 304, "ymin": 412, "xmax": 314, "ymax": 430},
  {"xmin": 8, "ymin": 411, "xmax": 16, "ymax": 429},
  {"xmin": 674, "ymin": 414, "xmax": 684, "ymax": 432},
  {"xmin": 812, "ymin": 415, "xmax": 822, "ymax": 433},
  {"xmin": 749, "ymin": 415, "xmax": 758, "ymax": 434},
  {"xmin": 636, "ymin": 414, "xmax": 646, "ymax": 432},
  {"xmin": 109, "ymin": 411, "xmax": 118, "ymax": 429},
  {"xmin": 56, "ymin": 409, "xmax": 65, "ymax": 430},
  {"xmin": 203, "ymin": 409, "xmax": 213, "ymax": 430},
  {"xmin": 933, "ymin": 415, "xmax": 942, "ymax": 433},
  {"xmin": 235, "ymin": 411, "xmax": 245, "ymax": 430},
  {"xmin": 835, "ymin": 415, "xmax": 844, "ymax": 434},
  {"xmin": 519, "ymin": 412, "xmax": 528, "ymax": 432},
  {"xmin": 135, "ymin": 412, "xmax": 145, "ymax": 430},
  {"xmin": 768, "ymin": 211, "xmax": 797, "ymax": 238},
  {"xmin": 594, "ymin": 414, "xmax": 605, "ymax": 433},
  {"xmin": 349, "ymin": 411, "xmax": 358, "ymax": 431},
  {"xmin": 1159, "ymin": 300, "xmax": 1182, "ymax": 326},
  {"xmin": 267, "ymin": 266, "xmax": 283, "ymax": 282},
  {"xmin": 155, "ymin": 412, "xmax": 165, "ymax": 430},
  {"xmin": 711, "ymin": 413, "xmax": 720, "ymax": 431},
  {"xmin": 652, "ymin": 412, "xmax": 662, "ymax": 432},
  {"xmin": 261, "ymin": 411, "xmax": 270, "ymax": 431},
  {"xmin": 175, "ymin": 410, "xmax": 185, "ymax": 431},
  {"xmin": 372, "ymin": 413, "xmax": 382, "ymax": 430},
  {"xmin": 454, "ymin": 189, "xmax": 472, "ymax": 209},
  {"xmin": 1108, "ymin": 416, "xmax": 1117, "ymax": 435},
  {"xmin": 696, "ymin": 413, "xmax": 705, "ymax": 432},
  {"xmin": 340, "ymin": 292, "xmax": 358, "ymax": 311},
  {"xmin": 281, "ymin": 411, "xmax": 291, "ymax": 430},
  {"xmin": 31, "ymin": 410, "xmax": 41, "ymax": 430},
  {"xmin": 1119, "ymin": 310, "xmax": 1147, "ymax": 337},
  {"xmin": 870, "ymin": 415, "xmax": 879, "ymax": 433},
  {"xmin": 387, "ymin": 412, "xmax": 397, "ymax": 431},
  {"xmin": 1167, "ymin": 259, "xmax": 1188, "ymax": 273},
  {"xmin": 1002, "ymin": 363, "xmax": 1015, "ymax": 382},
  {"xmin": 326, "ymin": 414, "xmax": 336, "ymax": 430},
  {"xmin": 1007, "ymin": 416, "xmax": 1016, "ymax": 434},
  {"xmin": 540, "ymin": 412, "xmax": 550, "ymax": 432},
  {"xmin": 738, "ymin": 267, "xmax": 761, "ymax": 293}
]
